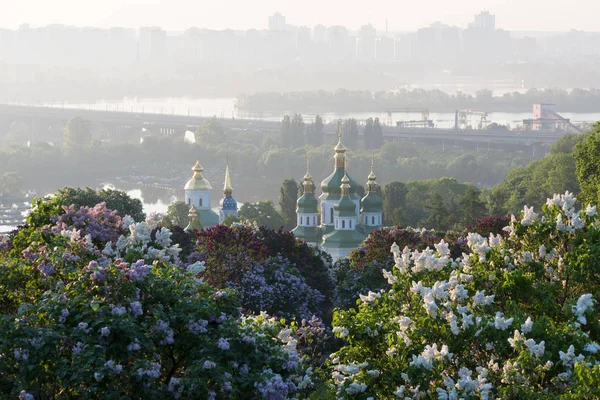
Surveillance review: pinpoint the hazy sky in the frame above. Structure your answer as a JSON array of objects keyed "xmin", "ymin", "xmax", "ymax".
[{"xmin": 0, "ymin": 0, "xmax": 596, "ymax": 32}]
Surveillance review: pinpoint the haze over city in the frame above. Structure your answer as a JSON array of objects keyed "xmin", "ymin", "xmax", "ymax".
[{"xmin": 1, "ymin": 0, "xmax": 598, "ymax": 32}]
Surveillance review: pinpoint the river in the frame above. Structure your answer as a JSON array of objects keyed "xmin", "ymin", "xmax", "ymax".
[{"xmin": 40, "ymin": 97, "xmax": 600, "ymax": 129}]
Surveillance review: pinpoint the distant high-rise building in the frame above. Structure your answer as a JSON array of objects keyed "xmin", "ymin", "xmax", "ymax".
[
  {"xmin": 356, "ymin": 24, "xmax": 377, "ymax": 60},
  {"xmin": 313, "ymin": 25, "xmax": 327, "ymax": 43},
  {"xmin": 268, "ymin": 12, "xmax": 286, "ymax": 31},
  {"xmin": 469, "ymin": 11, "xmax": 496, "ymax": 30},
  {"xmin": 375, "ymin": 37, "xmax": 394, "ymax": 61},
  {"xmin": 139, "ymin": 27, "xmax": 167, "ymax": 64}
]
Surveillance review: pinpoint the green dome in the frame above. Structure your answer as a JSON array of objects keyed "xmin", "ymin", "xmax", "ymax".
[
  {"xmin": 320, "ymin": 168, "xmax": 361, "ymax": 200},
  {"xmin": 361, "ymin": 192, "xmax": 383, "ymax": 213},
  {"xmin": 335, "ymin": 196, "xmax": 357, "ymax": 217},
  {"xmin": 296, "ymin": 193, "xmax": 318, "ymax": 214},
  {"xmin": 321, "ymin": 228, "xmax": 367, "ymax": 249},
  {"xmin": 292, "ymin": 225, "xmax": 321, "ymax": 244}
]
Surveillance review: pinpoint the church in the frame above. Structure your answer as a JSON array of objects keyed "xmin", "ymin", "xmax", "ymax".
[
  {"xmin": 292, "ymin": 132, "xmax": 383, "ymax": 261},
  {"xmin": 183, "ymin": 160, "xmax": 238, "ymax": 230},
  {"xmin": 181, "ymin": 130, "xmax": 383, "ymax": 261}
]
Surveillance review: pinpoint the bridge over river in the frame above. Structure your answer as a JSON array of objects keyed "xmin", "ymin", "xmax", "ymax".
[{"xmin": 0, "ymin": 104, "xmax": 569, "ymax": 153}]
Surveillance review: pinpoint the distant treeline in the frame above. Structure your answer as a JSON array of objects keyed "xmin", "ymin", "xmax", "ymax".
[{"xmin": 236, "ymin": 88, "xmax": 600, "ymax": 113}]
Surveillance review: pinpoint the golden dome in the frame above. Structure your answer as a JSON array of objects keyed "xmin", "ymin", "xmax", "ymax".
[
  {"xmin": 184, "ymin": 161, "xmax": 213, "ymax": 190},
  {"xmin": 341, "ymin": 172, "xmax": 350, "ymax": 185},
  {"xmin": 334, "ymin": 120, "xmax": 346, "ymax": 152},
  {"xmin": 334, "ymin": 138, "xmax": 346, "ymax": 153}
]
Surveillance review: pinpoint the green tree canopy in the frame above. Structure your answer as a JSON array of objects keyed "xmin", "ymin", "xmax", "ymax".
[
  {"xmin": 575, "ymin": 123, "xmax": 600, "ymax": 207},
  {"xmin": 54, "ymin": 187, "xmax": 145, "ymax": 222},
  {"xmin": 382, "ymin": 181, "xmax": 408, "ymax": 226},
  {"xmin": 372, "ymin": 117, "xmax": 383, "ymax": 149},
  {"xmin": 0, "ymin": 172, "xmax": 24, "ymax": 198},
  {"xmin": 343, "ymin": 118, "xmax": 359, "ymax": 149},
  {"xmin": 161, "ymin": 201, "xmax": 190, "ymax": 229},
  {"xmin": 280, "ymin": 115, "xmax": 291, "ymax": 147},
  {"xmin": 63, "ymin": 117, "xmax": 92, "ymax": 149},
  {"xmin": 279, "ymin": 178, "xmax": 298, "ymax": 230},
  {"xmin": 459, "ymin": 186, "xmax": 487, "ymax": 226},
  {"xmin": 290, "ymin": 113, "xmax": 305, "ymax": 148},
  {"xmin": 363, "ymin": 118, "xmax": 374, "ymax": 150},
  {"xmin": 238, "ymin": 201, "xmax": 285, "ymax": 230}
]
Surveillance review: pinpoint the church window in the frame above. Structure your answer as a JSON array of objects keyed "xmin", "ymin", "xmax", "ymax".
[
  {"xmin": 313, "ymin": 216, "xmax": 316, "ymax": 225},
  {"xmin": 330, "ymin": 208, "xmax": 334, "ymax": 224},
  {"xmin": 199, "ymin": 198, "xmax": 203, "ymax": 207},
  {"xmin": 188, "ymin": 198, "xmax": 191, "ymax": 206},
  {"xmin": 300, "ymin": 216, "xmax": 303, "ymax": 225},
  {"xmin": 349, "ymin": 220, "xmax": 352, "ymax": 228},
  {"xmin": 372, "ymin": 216, "xmax": 375, "ymax": 225},
  {"xmin": 342, "ymin": 220, "xmax": 345, "ymax": 229}
]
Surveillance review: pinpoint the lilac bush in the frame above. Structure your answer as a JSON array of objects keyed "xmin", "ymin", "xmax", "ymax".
[
  {"xmin": 328, "ymin": 192, "xmax": 600, "ymax": 398},
  {"xmin": 233, "ymin": 256, "xmax": 325, "ymax": 320},
  {"xmin": 0, "ymin": 198, "xmax": 313, "ymax": 399}
]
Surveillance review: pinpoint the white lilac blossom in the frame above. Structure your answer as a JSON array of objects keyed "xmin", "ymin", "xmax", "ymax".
[
  {"xmin": 572, "ymin": 294, "xmax": 595, "ymax": 324},
  {"xmin": 584, "ymin": 342, "xmax": 600, "ymax": 353},
  {"xmin": 382, "ymin": 268, "xmax": 398, "ymax": 284},
  {"xmin": 525, "ymin": 338, "xmax": 545, "ymax": 358},
  {"xmin": 559, "ymin": 345, "xmax": 585, "ymax": 367},
  {"xmin": 488, "ymin": 233, "xmax": 502, "ymax": 248},
  {"xmin": 435, "ymin": 239, "xmax": 450, "ymax": 257},
  {"xmin": 359, "ymin": 290, "xmax": 382, "ymax": 303},
  {"xmin": 585, "ymin": 204, "xmax": 597, "ymax": 217},
  {"xmin": 154, "ymin": 227, "xmax": 173, "ymax": 247},
  {"xmin": 521, "ymin": 206, "xmax": 539, "ymax": 226},
  {"xmin": 345, "ymin": 383, "xmax": 367, "ymax": 394},
  {"xmin": 472, "ymin": 290, "xmax": 495, "ymax": 307},
  {"xmin": 493, "ymin": 312, "xmax": 514, "ymax": 330},
  {"xmin": 521, "ymin": 317, "xmax": 533, "ymax": 334},
  {"xmin": 391, "ymin": 243, "xmax": 411, "ymax": 274},
  {"xmin": 333, "ymin": 326, "xmax": 349, "ymax": 338}
]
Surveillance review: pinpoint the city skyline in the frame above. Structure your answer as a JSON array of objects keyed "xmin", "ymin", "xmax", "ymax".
[{"xmin": 0, "ymin": 0, "xmax": 598, "ymax": 33}]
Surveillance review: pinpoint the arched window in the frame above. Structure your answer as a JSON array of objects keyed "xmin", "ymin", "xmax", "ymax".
[
  {"xmin": 330, "ymin": 208, "xmax": 334, "ymax": 224},
  {"xmin": 199, "ymin": 198, "xmax": 203, "ymax": 207},
  {"xmin": 372, "ymin": 216, "xmax": 375, "ymax": 225},
  {"xmin": 342, "ymin": 220, "xmax": 345, "ymax": 229},
  {"xmin": 349, "ymin": 220, "xmax": 352, "ymax": 228},
  {"xmin": 300, "ymin": 216, "xmax": 303, "ymax": 225}
]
